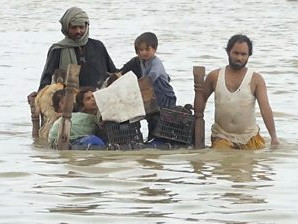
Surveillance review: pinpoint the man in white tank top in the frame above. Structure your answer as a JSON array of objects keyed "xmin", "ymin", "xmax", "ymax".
[{"xmin": 197, "ymin": 34, "xmax": 279, "ymax": 149}]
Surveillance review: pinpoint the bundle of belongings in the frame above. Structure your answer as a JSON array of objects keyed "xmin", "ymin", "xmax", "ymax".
[
  {"xmin": 32, "ymin": 70, "xmax": 195, "ymax": 150},
  {"xmin": 93, "ymin": 72, "xmax": 195, "ymax": 150},
  {"xmin": 94, "ymin": 72, "xmax": 146, "ymax": 123}
]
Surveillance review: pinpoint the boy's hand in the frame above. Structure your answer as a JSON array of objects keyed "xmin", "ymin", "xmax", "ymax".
[{"xmin": 106, "ymin": 72, "xmax": 122, "ymax": 86}]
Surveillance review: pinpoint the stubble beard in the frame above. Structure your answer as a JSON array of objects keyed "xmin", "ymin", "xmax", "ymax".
[{"xmin": 228, "ymin": 56, "xmax": 248, "ymax": 70}]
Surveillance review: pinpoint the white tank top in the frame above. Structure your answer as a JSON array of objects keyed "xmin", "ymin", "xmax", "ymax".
[{"xmin": 211, "ymin": 66, "xmax": 259, "ymax": 144}]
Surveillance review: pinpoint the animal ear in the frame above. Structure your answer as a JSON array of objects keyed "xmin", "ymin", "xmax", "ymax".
[
  {"xmin": 53, "ymin": 69, "xmax": 67, "ymax": 83},
  {"xmin": 56, "ymin": 77, "xmax": 64, "ymax": 83}
]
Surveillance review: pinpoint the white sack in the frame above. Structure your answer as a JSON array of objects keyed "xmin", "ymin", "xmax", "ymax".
[{"xmin": 93, "ymin": 72, "xmax": 145, "ymax": 123}]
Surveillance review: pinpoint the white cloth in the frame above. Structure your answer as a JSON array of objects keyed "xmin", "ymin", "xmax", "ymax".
[{"xmin": 93, "ymin": 72, "xmax": 146, "ymax": 123}]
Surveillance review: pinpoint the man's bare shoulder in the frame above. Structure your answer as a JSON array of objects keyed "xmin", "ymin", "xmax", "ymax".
[
  {"xmin": 206, "ymin": 68, "xmax": 220, "ymax": 82},
  {"xmin": 203, "ymin": 68, "xmax": 221, "ymax": 93},
  {"xmin": 252, "ymin": 71, "xmax": 266, "ymax": 85},
  {"xmin": 250, "ymin": 71, "xmax": 267, "ymax": 95},
  {"xmin": 252, "ymin": 71, "xmax": 264, "ymax": 80}
]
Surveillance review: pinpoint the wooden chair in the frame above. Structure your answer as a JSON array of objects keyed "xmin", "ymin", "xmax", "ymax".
[
  {"xmin": 28, "ymin": 93, "xmax": 40, "ymax": 139},
  {"xmin": 193, "ymin": 66, "xmax": 205, "ymax": 149},
  {"xmin": 28, "ymin": 64, "xmax": 80, "ymax": 150}
]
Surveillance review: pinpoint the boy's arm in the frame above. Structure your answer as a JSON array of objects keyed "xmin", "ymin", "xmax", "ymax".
[{"xmin": 119, "ymin": 57, "xmax": 142, "ymax": 78}]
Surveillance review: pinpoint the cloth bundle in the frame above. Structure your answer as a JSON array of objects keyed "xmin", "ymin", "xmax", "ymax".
[{"xmin": 93, "ymin": 72, "xmax": 146, "ymax": 123}]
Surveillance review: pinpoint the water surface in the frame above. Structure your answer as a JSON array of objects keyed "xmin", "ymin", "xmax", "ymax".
[{"xmin": 0, "ymin": 0, "xmax": 297, "ymax": 223}]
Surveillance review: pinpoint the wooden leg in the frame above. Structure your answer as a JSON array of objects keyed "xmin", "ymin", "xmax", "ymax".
[
  {"xmin": 193, "ymin": 66, "xmax": 205, "ymax": 149},
  {"xmin": 57, "ymin": 64, "xmax": 80, "ymax": 150}
]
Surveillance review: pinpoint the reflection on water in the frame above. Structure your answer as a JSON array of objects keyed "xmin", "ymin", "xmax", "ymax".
[
  {"xmin": 0, "ymin": 0, "xmax": 298, "ymax": 223},
  {"xmin": 1, "ymin": 143, "xmax": 298, "ymax": 223},
  {"xmin": 10, "ymin": 149, "xmax": 292, "ymax": 223}
]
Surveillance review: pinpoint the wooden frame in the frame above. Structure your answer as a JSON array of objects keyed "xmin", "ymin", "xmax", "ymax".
[
  {"xmin": 29, "ymin": 95, "xmax": 40, "ymax": 138},
  {"xmin": 193, "ymin": 66, "xmax": 205, "ymax": 149},
  {"xmin": 57, "ymin": 64, "xmax": 80, "ymax": 150},
  {"xmin": 29, "ymin": 65, "xmax": 205, "ymax": 150}
]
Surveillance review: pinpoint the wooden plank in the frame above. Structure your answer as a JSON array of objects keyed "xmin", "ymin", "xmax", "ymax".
[
  {"xmin": 57, "ymin": 64, "xmax": 80, "ymax": 150},
  {"xmin": 193, "ymin": 66, "xmax": 205, "ymax": 149},
  {"xmin": 138, "ymin": 76, "xmax": 159, "ymax": 114},
  {"xmin": 29, "ymin": 95, "xmax": 40, "ymax": 138}
]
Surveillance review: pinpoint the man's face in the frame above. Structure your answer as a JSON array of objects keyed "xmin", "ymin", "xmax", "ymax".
[
  {"xmin": 228, "ymin": 42, "xmax": 249, "ymax": 70},
  {"xmin": 68, "ymin": 24, "xmax": 87, "ymax": 41}
]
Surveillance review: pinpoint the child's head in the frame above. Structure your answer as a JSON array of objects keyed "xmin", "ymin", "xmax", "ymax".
[
  {"xmin": 53, "ymin": 69, "xmax": 67, "ymax": 84},
  {"xmin": 75, "ymin": 87, "xmax": 97, "ymax": 114},
  {"xmin": 134, "ymin": 32, "xmax": 158, "ymax": 60},
  {"xmin": 52, "ymin": 89, "xmax": 66, "ymax": 113}
]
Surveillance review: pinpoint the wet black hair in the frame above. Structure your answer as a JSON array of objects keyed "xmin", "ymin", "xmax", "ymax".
[
  {"xmin": 134, "ymin": 32, "xmax": 158, "ymax": 53},
  {"xmin": 226, "ymin": 34, "xmax": 253, "ymax": 56}
]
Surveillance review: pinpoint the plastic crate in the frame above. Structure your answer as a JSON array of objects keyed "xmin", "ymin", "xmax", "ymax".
[
  {"xmin": 104, "ymin": 121, "xmax": 143, "ymax": 145},
  {"xmin": 154, "ymin": 108, "xmax": 195, "ymax": 144}
]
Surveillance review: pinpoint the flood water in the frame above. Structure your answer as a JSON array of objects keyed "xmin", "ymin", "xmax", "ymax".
[{"xmin": 0, "ymin": 0, "xmax": 298, "ymax": 223}]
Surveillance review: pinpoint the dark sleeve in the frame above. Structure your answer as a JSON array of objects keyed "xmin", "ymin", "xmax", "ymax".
[
  {"xmin": 38, "ymin": 48, "xmax": 60, "ymax": 91},
  {"xmin": 120, "ymin": 57, "xmax": 142, "ymax": 79},
  {"xmin": 103, "ymin": 45, "xmax": 117, "ymax": 74}
]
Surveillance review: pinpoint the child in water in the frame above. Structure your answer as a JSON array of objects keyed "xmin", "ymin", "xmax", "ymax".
[
  {"xmin": 48, "ymin": 87, "xmax": 105, "ymax": 149},
  {"xmin": 120, "ymin": 32, "xmax": 176, "ymax": 140}
]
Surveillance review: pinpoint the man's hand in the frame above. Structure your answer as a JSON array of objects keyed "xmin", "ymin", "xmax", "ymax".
[{"xmin": 270, "ymin": 138, "xmax": 280, "ymax": 149}]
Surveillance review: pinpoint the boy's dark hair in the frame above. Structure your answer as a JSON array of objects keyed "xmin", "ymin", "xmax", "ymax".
[
  {"xmin": 134, "ymin": 32, "xmax": 158, "ymax": 53},
  {"xmin": 75, "ymin": 87, "xmax": 95, "ymax": 112},
  {"xmin": 52, "ymin": 89, "xmax": 66, "ymax": 112},
  {"xmin": 226, "ymin": 34, "xmax": 253, "ymax": 56}
]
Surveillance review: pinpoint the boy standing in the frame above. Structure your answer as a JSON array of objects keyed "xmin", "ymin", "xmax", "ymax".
[
  {"xmin": 120, "ymin": 32, "xmax": 176, "ymax": 140},
  {"xmin": 121, "ymin": 32, "xmax": 176, "ymax": 108}
]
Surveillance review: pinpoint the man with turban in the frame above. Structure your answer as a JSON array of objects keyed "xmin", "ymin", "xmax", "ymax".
[
  {"xmin": 26, "ymin": 7, "xmax": 118, "ymax": 139},
  {"xmin": 38, "ymin": 7, "xmax": 117, "ymax": 90}
]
